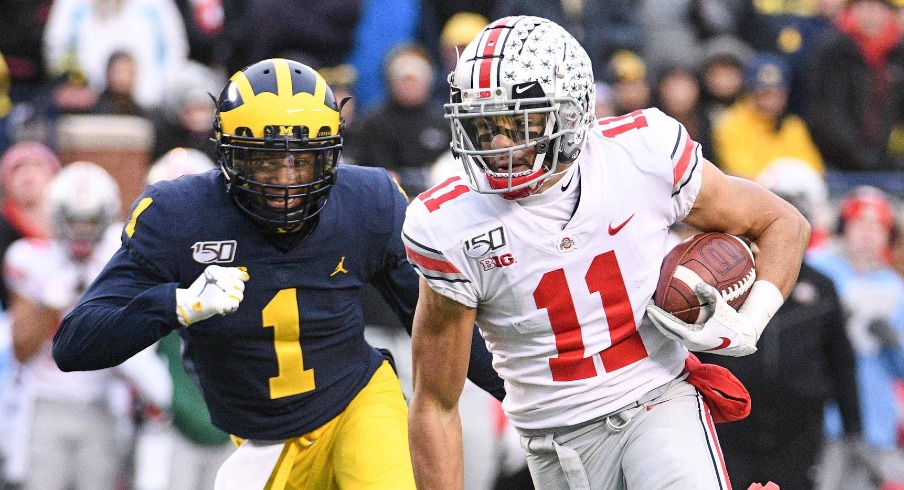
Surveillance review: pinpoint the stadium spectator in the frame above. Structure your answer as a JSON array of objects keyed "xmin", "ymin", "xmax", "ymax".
[
  {"xmin": 91, "ymin": 51, "xmax": 148, "ymax": 117},
  {"xmin": 713, "ymin": 53, "xmax": 824, "ymax": 179},
  {"xmin": 607, "ymin": 50, "xmax": 652, "ymax": 115},
  {"xmin": 347, "ymin": 0, "xmax": 421, "ymax": 114},
  {"xmin": 151, "ymin": 60, "xmax": 222, "ymax": 162},
  {"xmin": 42, "ymin": 0, "xmax": 189, "ymax": 109},
  {"xmin": 699, "ymin": 35, "xmax": 754, "ymax": 128},
  {"xmin": 346, "ymin": 44, "xmax": 448, "ymax": 196},
  {"xmin": 637, "ymin": 0, "xmax": 740, "ymax": 76},
  {"xmin": 236, "ymin": 0, "xmax": 362, "ymax": 73},
  {"xmin": 417, "ymin": 1, "xmax": 497, "ymax": 61},
  {"xmin": 740, "ymin": 0, "xmax": 847, "ymax": 115},
  {"xmin": 653, "ymin": 63, "xmax": 714, "ymax": 161},
  {"xmin": 806, "ymin": 0, "xmax": 904, "ymax": 171},
  {"xmin": 0, "ymin": 1, "xmax": 53, "ymax": 104},
  {"xmin": 809, "ymin": 185, "xmax": 904, "ymax": 489},
  {"xmin": 171, "ymin": 0, "xmax": 249, "ymax": 74}
]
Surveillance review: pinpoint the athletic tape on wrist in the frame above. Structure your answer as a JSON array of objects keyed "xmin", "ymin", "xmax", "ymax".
[{"xmin": 738, "ymin": 280, "xmax": 784, "ymax": 341}]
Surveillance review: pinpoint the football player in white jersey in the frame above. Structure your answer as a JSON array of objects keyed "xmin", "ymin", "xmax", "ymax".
[
  {"xmin": 403, "ymin": 16, "xmax": 811, "ymax": 490},
  {"xmin": 4, "ymin": 162, "xmax": 171, "ymax": 490}
]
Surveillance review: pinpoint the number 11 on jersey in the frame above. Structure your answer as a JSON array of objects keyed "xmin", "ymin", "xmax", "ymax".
[{"xmin": 534, "ymin": 251, "xmax": 648, "ymax": 382}]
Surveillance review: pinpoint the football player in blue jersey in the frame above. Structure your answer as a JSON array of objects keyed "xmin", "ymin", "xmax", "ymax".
[{"xmin": 51, "ymin": 58, "xmax": 504, "ymax": 490}]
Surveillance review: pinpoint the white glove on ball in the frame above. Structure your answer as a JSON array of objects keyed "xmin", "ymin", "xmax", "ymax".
[
  {"xmin": 176, "ymin": 265, "xmax": 249, "ymax": 327},
  {"xmin": 646, "ymin": 283, "xmax": 760, "ymax": 357}
]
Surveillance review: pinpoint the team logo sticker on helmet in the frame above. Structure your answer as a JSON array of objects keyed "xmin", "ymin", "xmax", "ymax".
[{"xmin": 192, "ymin": 240, "xmax": 237, "ymax": 264}]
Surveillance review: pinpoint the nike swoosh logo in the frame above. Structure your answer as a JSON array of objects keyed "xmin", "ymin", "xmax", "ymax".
[
  {"xmin": 607, "ymin": 214, "xmax": 635, "ymax": 235},
  {"xmin": 704, "ymin": 337, "xmax": 732, "ymax": 351},
  {"xmin": 515, "ymin": 83, "xmax": 537, "ymax": 94},
  {"xmin": 561, "ymin": 172, "xmax": 576, "ymax": 191}
]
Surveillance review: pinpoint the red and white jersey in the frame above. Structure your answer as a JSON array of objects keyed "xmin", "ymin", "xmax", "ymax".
[
  {"xmin": 4, "ymin": 225, "xmax": 122, "ymax": 403},
  {"xmin": 403, "ymin": 109, "xmax": 703, "ymax": 430}
]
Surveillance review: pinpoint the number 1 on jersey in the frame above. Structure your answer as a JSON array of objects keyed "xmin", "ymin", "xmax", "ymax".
[
  {"xmin": 599, "ymin": 110, "xmax": 648, "ymax": 138},
  {"xmin": 263, "ymin": 289, "xmax": 315, "ymax": 399},
  {"xmin": 534, "ymin": 251, "xmax": 648, "ymax": 382}
]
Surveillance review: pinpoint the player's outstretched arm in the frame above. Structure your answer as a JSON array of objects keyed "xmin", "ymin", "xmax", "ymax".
[
  {"xmin": 53, "ymin": 250, "xmax": 247, "ymax": 372},
  {"xmin": 647, "ymin": 160, "xmax": 810, "ymax": 356},
  {"xmin": 409, "ymin": 278, "xmax": 477, "ymax": 490}
]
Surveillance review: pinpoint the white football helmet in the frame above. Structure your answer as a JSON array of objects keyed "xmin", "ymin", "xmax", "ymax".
[
  {"xmin": 47, "ymin": 161, "xmax": 121, "ymax": 259},
  {"xmin": 446, "ymin": 16, "xmax": 596, "ymax": 199},
  {"xmin": 147, "ymin": 147, "xmax": 216, "ymax": 185}
]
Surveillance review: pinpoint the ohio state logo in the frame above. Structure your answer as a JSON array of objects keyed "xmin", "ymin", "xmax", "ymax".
[{"xmin": 556, "ymin": 235, "xmax": 578, "ymax": 253}]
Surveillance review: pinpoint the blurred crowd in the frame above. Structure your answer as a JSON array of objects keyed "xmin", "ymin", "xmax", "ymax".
[{"xmin": 1, "ymin": 0, "xmax": 904, "ymax": 489}]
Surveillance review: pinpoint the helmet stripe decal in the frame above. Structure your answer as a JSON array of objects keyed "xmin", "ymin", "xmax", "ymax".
[
  {"xmin": 231, "ymin": 74, "xmax": 256, "ymax": 110},
  {"xmin": 274, "ymin": 59, "xmax": 291, "ymax": 97},
  {"xmin": 476, "ymin": 17, "xmax": 517, "ymax": 89},
  {"xmin": 246, "ymin": 59, "xmax": 278, "ymax": 96},
  {"xmin": 288, "ymin": 62, "xmax": 317, "ymax": 96}
]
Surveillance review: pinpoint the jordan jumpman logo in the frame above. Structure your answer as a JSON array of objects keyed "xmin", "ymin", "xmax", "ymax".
[{"xmin": 331, "ymin": 257, "xmax": 348, "ymax": 276}]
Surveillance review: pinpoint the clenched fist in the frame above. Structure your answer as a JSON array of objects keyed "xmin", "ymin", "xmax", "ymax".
[{"xmin": 176, "ymin": 265, "xmax": 249, "ymax": 327}]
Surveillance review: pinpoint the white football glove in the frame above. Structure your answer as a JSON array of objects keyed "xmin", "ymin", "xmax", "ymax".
[
  {"xmin": 646, "ymin": 283, "xmax": 760, "ymax": 357},
  {"xmin": 176, "ymin": 265, "xmax": 249, "ymax": 327}
]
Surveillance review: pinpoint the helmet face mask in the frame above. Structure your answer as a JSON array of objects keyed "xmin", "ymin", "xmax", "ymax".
[
  {"xmin": 446, "ymin": 16, "xmax": 595, "ymax": 199},
  {"xmin": 216, "ymin": 59, "xmax": 342, "ymax": 233},
  {"xmin": 222, "ymin": 144, "xmax": 339, "ymax": 231}
]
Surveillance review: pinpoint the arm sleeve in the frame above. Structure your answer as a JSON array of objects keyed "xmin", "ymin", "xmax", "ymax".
[{"xmin": 53, "ymin": 246, "xmax": 181, "ymax": 372}]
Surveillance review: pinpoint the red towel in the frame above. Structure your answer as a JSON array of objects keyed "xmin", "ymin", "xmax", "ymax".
[{"xmin": 683, "ymin": 352, "xmax": 751, "ymax": 423}]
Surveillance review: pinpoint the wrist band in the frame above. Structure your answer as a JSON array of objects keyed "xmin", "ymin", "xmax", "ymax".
[{"xmin": 738, "ymin": 280, "xmax": 785, "ymax": 341}]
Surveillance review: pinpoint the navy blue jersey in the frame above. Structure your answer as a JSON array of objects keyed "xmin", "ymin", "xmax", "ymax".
[{"xmin": 53, "ymin": 165, "xmax": 503, "ymax": 440}]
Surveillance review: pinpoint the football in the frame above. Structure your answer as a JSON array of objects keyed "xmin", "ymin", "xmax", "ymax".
[{"xmin": 653, "ymin": 232, "xmax": 756, "ymax": 324}]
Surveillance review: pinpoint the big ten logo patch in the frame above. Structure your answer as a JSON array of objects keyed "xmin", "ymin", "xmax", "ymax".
[
  {"xmin": 700, "ymin": 240, "xmax": 744, "ymax": 275},
  {"xmin": 192, "ymin": 240, "xmax": 237, "ymax": 264},
  {"xmin": 480, "ymin": 253, "xmax": 514, "ymax": 271}
]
